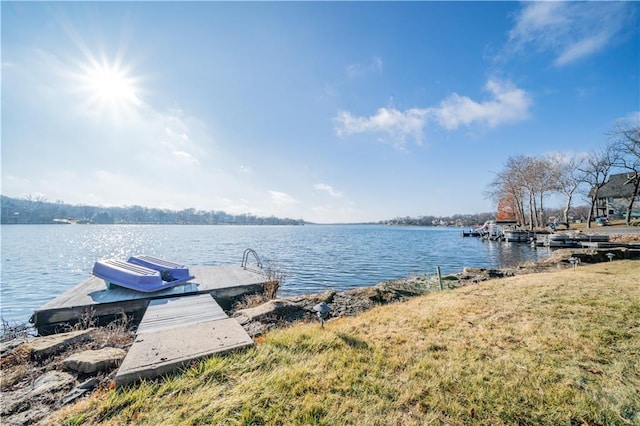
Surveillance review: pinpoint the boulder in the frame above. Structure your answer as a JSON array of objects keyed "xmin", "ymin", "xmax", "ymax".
[
  {"xmin": 233, "ymin": 299, "xmax": 302, "ymax": 325},
  {"xmin": 0, "ymin": 335, "xmax": 34, "ymax": 357},
  {"xmin": 29, "ymin": 329, "xmax": 94, "ymax": 360},
  {"xmin": 63, "ymin": 347, "xmax": 126, "ymax": 374},
  {"xmin": 1, "ymin": 370, "xmax": 76, "ymax": 421},
  {"xmin": 30, "ymin": 370, "xmax": 76, "ymax": 398}
]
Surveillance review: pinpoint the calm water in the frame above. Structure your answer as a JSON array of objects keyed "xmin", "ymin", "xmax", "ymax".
[{"xmin": 0, "ymin": 224, "xmax": 551, "ymax": 324}]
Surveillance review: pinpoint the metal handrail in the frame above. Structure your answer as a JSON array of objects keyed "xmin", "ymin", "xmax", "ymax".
[{"xmin": 241, "ymin": 248, "xmax": 263, "ymax": 269}]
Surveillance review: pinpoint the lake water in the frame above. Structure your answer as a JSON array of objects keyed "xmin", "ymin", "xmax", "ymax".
[{"xmin": 0, "ymin": 224, "xmax": 552, "ymax": 324}]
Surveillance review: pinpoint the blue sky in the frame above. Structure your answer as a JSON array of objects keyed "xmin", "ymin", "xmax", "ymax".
[{"xmin": 2, "ymin": 1, "xmax": 638, "ymax": 223}]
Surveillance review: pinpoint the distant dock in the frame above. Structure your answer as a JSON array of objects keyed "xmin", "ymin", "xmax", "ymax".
[{"xmin": 31, "ymin": 264, "xmax": 269, "ymax": 335}]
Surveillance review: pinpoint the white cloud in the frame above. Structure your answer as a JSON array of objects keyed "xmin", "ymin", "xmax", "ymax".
[
  {"xmin": 554, "ymin": 33, "xmax": 610, "ymax": 67},
  {"xmin": 431, "ymin": 79, "xmax": 531, "ymax": 130},
  {"xmin": 314, "ymin": 183, "xmax": 343, "ymax": 198},
  {"xmin": 622, "ymin": 111, "xmax": 640, "ymax": 123},
  {"xmin": 509, "ymin": 2, "xmax": 569, "ymax": 41},
  {"xmin": 165, "ymin": 126, "xmax": 190, "ymax": 142},
  {"xmin": 335, "ymin": 107, "xmax": 429, "ymax": 147},
  {"xmin": 334, "ymin": 79, "xmax": 531, "ymax": 146},
  {"xmin": 508, "ymin": 2, "xmax": 634, "ymax": 66},
  {"xmin": 173, "ymin": 151, "xmax": 200, "ymax": 165},
  {"xmin": 269, "ymin": 191, "xmax": 298, "ymax": 206}
]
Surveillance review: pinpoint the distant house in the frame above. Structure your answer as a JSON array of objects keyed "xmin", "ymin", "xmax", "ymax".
[{"xmin": 595, "ymin": 172, "xmax": 640, "ymax": 218}]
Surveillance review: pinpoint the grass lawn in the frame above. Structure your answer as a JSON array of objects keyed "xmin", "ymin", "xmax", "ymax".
[{"xmin": 53, "ymin": 260, "xmax": 640, "ymax": 425}]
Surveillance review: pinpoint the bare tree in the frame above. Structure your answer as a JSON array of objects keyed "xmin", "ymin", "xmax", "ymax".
[
  {"xmin": 517, "ymin": 157, "xmax": 539, "ymax": 229},
  {"xmin": 516, "ymin": 155, "xmax": 557, "ymax": 229},
  {"xmin": 504, "ymin": 157, "xmax": 527, "ymax": 225},
  {"xmin": 487, "ymin": 155, "xmax": 557, "ymax": 229},
  {"xmin": 531, "ymin": 157, "xmax": 557, "ymax": 227},
  {"xmin": 578, "ymin": 144, "xmax": 619, "ymax": 228},
  {"xmin": 488, "ymin": 157, "xmax": 522, "ymax": 227},
  {"xmin": 608, "ymin": 118, "xmax": 640, "ymax": 224},
  {"xmin": 547, "ymin": 153, "xmax": 584, "ymax": 225}
]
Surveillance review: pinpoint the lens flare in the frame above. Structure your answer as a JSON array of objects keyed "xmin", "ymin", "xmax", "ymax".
[{"xmin": 77, "ymin": 57, "xmax": 143, "ymax": 123}]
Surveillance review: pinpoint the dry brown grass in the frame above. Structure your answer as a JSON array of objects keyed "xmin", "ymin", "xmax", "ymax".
[{"xmin": 233, "ymin": 266, "xmax": 283, "ymax": 310}]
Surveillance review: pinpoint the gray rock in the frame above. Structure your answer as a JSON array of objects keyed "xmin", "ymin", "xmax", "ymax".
[
  {"xmin": 61, "ymin": 387, "xmax": 90, "ymax": 406},
  {"xmin": 3, "ymin": 373, "xmax": 73, "ymax": 424},
  {"xmin": 462, "ymin": 267, "xmax": 488, "ymax": 274},
  {"xmin": 241, "ymin": 321, "xmax": 270, "ymax": 337},
  {"xmin": 233, "ymin": 299, "xmax": 302, "ymax": 325},
  {"xmin": 78, "ymin": 377, "xmax": 100, "ymax": 389},
  {"xmin": 63, "ymin": 347, "xmax": 126, "ymax": 374},
  {"xmin": 0, "ymin": 335, "xmax": 34, "ymax": 357},
  {"xmin": 4, "ymin": 406, "xmax": 50, "ymax": 426},
  {"xmin": 30, "ymin": 370, "xmax": 76, "ymax": 398},
  {"xmin": 29, "ymin": 329, "xmax": 94, "ymax": 360}
]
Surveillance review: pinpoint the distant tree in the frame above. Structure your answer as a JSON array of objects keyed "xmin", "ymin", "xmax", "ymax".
[
  {"xmin": 0, "ymin": 195, "xmax": 307, "ymax": 225},
  {"xmin": 571, "ymin": 204, "xmax": 591, "ymax": 222},
  {"xmin": 489, "ymin": 154, "xmax": 582, "ymax": 229},
  {"xmin": 529, "ymin": 156, "xmax": 558, "ymax": 227},
  {"xmin": 578, "ymin": 144, "xmax": 619, "ymax": 228},
  {"xmin": 92, "ymin": 212, "xmax": 114, "ymax": 224},
  {"xmin": 608, "ymin": 117, "xmax": 640, "ymax": 224},
  {"xmin": 487, "ymin": 158, "xmax": 524, "ymax": 225},
  {"xmin": 487, "ymin": 155, "xmax": 550, "ymax": 229},
  {"xmin": 495, "ymin": 195, "xmax": 517, "ymax": 222},
  {"xmin": 81, "ymin": 205, "xmax": 95, "ymax": 222},
  {"xmin": 547, "ymin": 153, "xmax": 584, "ymax": 224}
]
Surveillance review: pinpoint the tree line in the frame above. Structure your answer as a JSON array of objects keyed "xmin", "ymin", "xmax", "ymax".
[
  {"xmin": 0, "ymin": 195, "xmax": 305, "ymax": 225},
  {"xmin": 486, "ymin": 118, "xmax": 639, "ymax": 229},
  {"xmin": 381, "ymin": 213, "xmax": 497, "ymax": 227}
]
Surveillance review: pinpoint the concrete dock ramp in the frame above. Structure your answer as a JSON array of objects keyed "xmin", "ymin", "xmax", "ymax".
[{"xmin": 115, "ymin": 294, "xmax": 253, "ymax": 387}]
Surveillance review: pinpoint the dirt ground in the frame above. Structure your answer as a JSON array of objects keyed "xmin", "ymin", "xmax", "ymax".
[{"xmin": 610, "ymin": 233, "xmax": 640, "ymax": 242}]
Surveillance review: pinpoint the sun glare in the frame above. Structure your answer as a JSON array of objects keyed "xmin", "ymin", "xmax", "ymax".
[
  {"xmin": 88, "ymin": 66, "xmax": 138, "ymax": 104},
  {"xmin": 78, "ymin": 59, "xmax": 142, "ymax": 122}
]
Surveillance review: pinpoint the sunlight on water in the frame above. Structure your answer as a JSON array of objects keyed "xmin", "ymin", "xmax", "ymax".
[{"xmin": 0, "ymin": 224, "xmax": 551, "ymax": 324}]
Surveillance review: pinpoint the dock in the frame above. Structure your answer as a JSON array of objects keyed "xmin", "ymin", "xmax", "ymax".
[
  {"xmin": 115, "ymin": 294, "xmax": 253, "ymax": 387},
  {"xmin": 536, "ymin": 233, "xmax": 610, "ymax": 248},
  {"xmin": 31, "ymin": 264, "xmax": 269, "ymax": 335},
  {"xmin": 579, "ymin": 241, "xmax": 640, "ymax": 249}
]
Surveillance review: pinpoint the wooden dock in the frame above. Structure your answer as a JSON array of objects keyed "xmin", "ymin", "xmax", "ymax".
[
  {"xmin": 114, "ymin": 294, "xmax": 254, "ymax": 387},
  {"xmin": 31, "ymin": 264, "xmax": 268, "ymax": 335},
  {"xmin": 580, "ymin": 241, "xmax": 640, "ymax": 249}
]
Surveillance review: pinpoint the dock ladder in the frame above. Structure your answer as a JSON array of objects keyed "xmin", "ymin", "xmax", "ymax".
[{"xmin": 241, "ymin": 248, "xmax": 263, "ymax": 269}]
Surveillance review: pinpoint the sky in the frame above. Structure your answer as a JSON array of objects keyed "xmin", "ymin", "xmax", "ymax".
[{"xmin": 2, "ymin": 1, "xmax": 638, "ymax": 224}]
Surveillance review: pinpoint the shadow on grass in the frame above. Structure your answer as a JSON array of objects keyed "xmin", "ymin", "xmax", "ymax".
[{"xmin": 336, "ymin": 332, "xmax": 370, "ymax": 350}]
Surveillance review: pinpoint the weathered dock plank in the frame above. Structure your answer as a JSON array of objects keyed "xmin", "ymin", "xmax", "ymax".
[
  {"xmin": 115, "ymin": 294, "xmax": 253, "ymax": 387},
  {"xmin": 32, "ymin": 264, "xmax": 267, "ymax": 334},
  {"xmin": 136, "ymin": 294, "xmax": 228, "ymax": 334},
  {"xmin": 580, "ymin": 241, "xmax": 640, "ymax": 249}
]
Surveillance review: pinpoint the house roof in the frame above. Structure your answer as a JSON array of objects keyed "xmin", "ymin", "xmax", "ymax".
[{"xmin": 597, "ymin": 173, "xmax": 640, "ymax": 199}]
